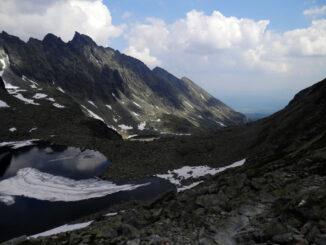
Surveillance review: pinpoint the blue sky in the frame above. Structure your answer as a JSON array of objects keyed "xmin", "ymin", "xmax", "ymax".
[
  {"xmin": 107, "ymin": 0, "xmax": 318, "ymax": 50},
  {"xmin": 1, "ymin": 0, "xmax": 326, "ymax": 114},
  {"xmin": 106, "ymin": 0, "xmax": 326, "ymax": 114}
]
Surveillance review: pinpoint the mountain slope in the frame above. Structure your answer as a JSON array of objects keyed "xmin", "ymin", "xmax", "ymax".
[
  {"xmin": 12, "ymin": 79, "xmax": 326, "ymax": 244},
  {"xmin": 0, "ymin": 31, "xmax": 247, "ymax": 138}
]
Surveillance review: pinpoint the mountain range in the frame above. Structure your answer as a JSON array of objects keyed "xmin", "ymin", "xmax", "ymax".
[
  {"xmin": 0, "ymin": 31, "xmax": 246, "ymax": 139},
  {"xmin": 1, "ymin": 30, "xmax": 326, "ymax": 245}
]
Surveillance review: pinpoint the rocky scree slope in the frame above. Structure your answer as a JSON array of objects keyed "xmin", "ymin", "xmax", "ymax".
[
  {"xmin": 100, "ymin": 77, "xmax": 326, "ymax": 180},
  {"xmin": 0, "ymin": 31, "xmax": 246, "ymax": 138},
  {"xmin": 11, "ymin": 80, "xmax": 326, "ymax": 244}
]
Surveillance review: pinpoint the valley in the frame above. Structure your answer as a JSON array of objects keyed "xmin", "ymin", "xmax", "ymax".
[{"xmin": 0, "ymin": 31, "xmax": 326, "ymax": 245}]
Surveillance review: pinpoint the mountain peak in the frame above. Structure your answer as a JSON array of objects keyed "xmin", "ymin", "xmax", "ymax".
[
  {"xmin": 42, "ymin": 33, "xmax": 64, "ymax": 45},
  {"xmin": 70, "ymin": 32, "xmax": 97, "ymax": 47}
]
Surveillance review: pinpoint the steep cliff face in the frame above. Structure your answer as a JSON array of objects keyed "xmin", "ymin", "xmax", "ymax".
[{"xmin": 0, "ymin": 31, "xmax": 247, "ymax": 138}]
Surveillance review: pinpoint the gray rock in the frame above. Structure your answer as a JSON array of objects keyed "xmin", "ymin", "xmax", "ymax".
[
  {"xmin": 199, "ymin": 236, "xmax": 217, "ymax": 245},
  {"xmin": 214, "ymin": 232, "xmax": 237, "ymax": 245},
  {"xmin": 272, "ymin": 233, "xmax": 293, "ymax": 243},
  {"xmin": 316, "ymin": 235, "xmax": 326, "ymax": 245},
  {"xmin": 306, "ymin": 225, "xmax": 321, "ymax": 242},
  {"xmin": 4, "ymin": 235, "xmax": 27, "ymax": 245},
  {"xmin": 127, "ymin": 238, "xmax": 141, "ymax": 245}
]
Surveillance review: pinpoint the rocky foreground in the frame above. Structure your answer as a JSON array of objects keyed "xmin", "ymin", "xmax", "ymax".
[{"xmin": 9, "ymin": 145, "xmax": 326, "ymax": 245}]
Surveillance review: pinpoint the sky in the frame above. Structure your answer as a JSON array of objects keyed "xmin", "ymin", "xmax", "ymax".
[{"xmin": 0, "ymin": 0, "xmax": 326, "ymax": 114}]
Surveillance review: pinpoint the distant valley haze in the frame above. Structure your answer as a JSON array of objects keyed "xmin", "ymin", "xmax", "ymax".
[{"xmin": 0, "ymin": 0, "xmax": 325, "ymax": 114}]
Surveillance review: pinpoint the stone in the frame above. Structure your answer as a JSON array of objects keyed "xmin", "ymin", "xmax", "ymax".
[
  {"xmin": 199, "ymin": 236, "xmax": 217, "ymax": 245},
  {"xmin": 4, "ymin": 235, "xmax": 27, "ymax": 245},
  {"xmin": 127, "ymin": 239, "xmax": 141, "ymax": 245},
  {"xmin": 214, "ymin": 232, "xmax": 237, "ymax": 245},
  {"xmin": 272, "ymin": 233, "xmax": 293, "ymax": 243},
  {"xmin": 306, "ymin": 225, "xmax": 321, "ymax": 242}
]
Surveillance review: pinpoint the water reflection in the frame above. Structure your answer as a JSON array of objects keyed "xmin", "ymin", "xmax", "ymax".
[
  {"xmin": 0, "ymin": 142, "xmax": 176, "ymax": 242},
  {"xmin": 0, "ymin": 143, "xmax": 109, "ymax": 180},
  {"xmin": 0, "ymin": 152, "xmax": 11, "ymax": 177}
]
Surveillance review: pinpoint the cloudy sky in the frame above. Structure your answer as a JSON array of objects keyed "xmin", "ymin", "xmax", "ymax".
[{"xmin": 1, "ymin": 0, "xmax": 326, "ymax": 114}]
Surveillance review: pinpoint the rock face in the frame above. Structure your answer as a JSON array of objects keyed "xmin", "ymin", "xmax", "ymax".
[{"xmin": 0, "ymin": 31, "xmax": 247, "ymax": 138}]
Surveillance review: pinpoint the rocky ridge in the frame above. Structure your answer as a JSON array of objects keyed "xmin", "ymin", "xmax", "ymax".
[{"xmin": 0, "ymin": 31, "xmax": 247, "ymax": 138}]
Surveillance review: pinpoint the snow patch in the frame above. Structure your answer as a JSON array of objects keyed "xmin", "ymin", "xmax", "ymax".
[
  {"xmin": 105, "ymin": 212, "xmax": 118, "ymax": 217},
  {"xmin": 29, "ymin": 221, "xmax": 93, "ymax": 239},
  {"xmin": 106, "ymin": 104, "xmax": 112, "ymax": 110},
  {"xmin": 132, "ymin": 112, "xmax": 139, "ymax": 117},
  {"xmin": 138, "ymin": 122, "xmax": 146, "ymax": 130},
  {"xmin": 9, "ymin": 127, "xmax": 16, "ymax": 132},
  {"xmin": 0, "ymin": 139, "xmax": 39, "ymax": 149},
  {"xmin": 127, "ymin": 134, "xmax": 138, "ymax": 139},
  {"xmin": 53, "ymin": 103, "xmax": 65, "ymax": 108},
  {"xmin": 29, "ymin": 127, "xmax": 37, "ymax": 133},
  {"xmin": 217, "ymin": 121, "xmax": 226, "ymax": 127},
  {"xmin": 33, "ymin": 93, "xmax": 47, "ymax": 99},
  {"xmin": 0, "ymin": 99, "xmax": 9, "ymax": 108},
  {"xmin": 47, "ymin": 98, "xmax": 55, "ymax": 102},
  {"xmin": 133, "ymin": 101, "xmax": 141, "ymax": 108},
  {"xmin": 200, "ymin": 94, "xmax": 205, "ymax": 100},
  {"xmin": 0, "ymin": 168, "xmax": 150, "ymax": 202},
  {"xmin": 2, "ymin": 77, "xmax": 40, "ymax": 105},
  {"xmin": 57, "ymin": 87, "xmax": 65, "ymax": 93},
  {"xmin": 118, "ymin": 124, "xmax": 133, "ymax": 131},
  {"xmin": 88, "ymin": 100, "xmax": 97, "ymax": 108},
  {"xmin": 0, "ymin": 195, "xmax": 15, "ymax": 206},
  {"xmin": 184, "ymin": 101, "xmax": 193, "ymax": 109},
  {"xmin": 81, "ymin": 105, "xmax": 104, "ymax": 122},
  {"xmin": 81, "ymin": 105, "xmax": 116, "ymax": 131},
  {"xmin": 2, "ymin": 79, "xmax": 27, "ymax": 95},
  {"xmin": 156, "ymin": 159, "xmax": 246, "ymax": 192},
  {"xmin": 177, "ymin": 181, "xmax": 203, "ymax": 192},
  {"xmin": 13, "ymin": 93, "xmax": 39, "ymax": 105},
  {"xmin": 0, "ymin": 53, "xmax": 9, "ymax": 76},
  {"xmin": 22, "ymin": 76, "xmax": 39, "ymax": 89}
]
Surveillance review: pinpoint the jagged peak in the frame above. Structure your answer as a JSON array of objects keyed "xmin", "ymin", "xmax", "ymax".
[
  {"xmin": 27, "ymin": 37, "xmax": 42, "ymax": 45},
  {"xmin": 42, "ymin": 33, "xmax": 64, "ymax": 45},
  {"xmin": 152, "ymin": 66, "xmax": 166, "ymax": 73},
  {"xmin": 0, "ymin": 31, "xmax": 23, "ymax": 43},
  {"xmin": 70, "ymin": 31, "xmax": 97, "ymax": 47}
]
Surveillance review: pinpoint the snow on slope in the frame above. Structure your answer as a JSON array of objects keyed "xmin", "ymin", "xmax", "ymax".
[
  {"xmin": 0, "ymin": 168, "xmax": 150, "ymax": 202},
  {"xmin": 0, "ymin": 195, "xmax": 15, "ymax": 206},
  {"xmin": 0, "ymin": 139, "xmax": 39, "ymax": 149},
  {"xmin": 156, "ymin": 159, "xmax": 246, "ymax": 192},
  {"xmin": 29, "ymin": 221, "xmax": 93, "ymax": 238},
  {"xmin": 81, "ymin": 105, "xmax": 105, "ymax": 122},
  {"xmin": 32, "ymin": 93, "xmax": 47, "ymax": 99},
  {"xmin": 0, "ymin": 99, "xmax": 9, "ymax": 108}
]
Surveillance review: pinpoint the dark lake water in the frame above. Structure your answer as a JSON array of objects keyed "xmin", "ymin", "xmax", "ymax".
[{"xmin": 0, "ymin": 142, "xmax": 175, "ymax": 242}]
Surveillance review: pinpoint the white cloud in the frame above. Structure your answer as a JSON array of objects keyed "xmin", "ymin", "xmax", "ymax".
[
  {"xmin": 124, "ymin": 46, "xmax": 161, "ymax": 68},
  {"xmin": 303, "ymin": 5, "xmax": 326, "ymax": 16},
  {"xmin": 0, "ymin": 0, "xmax": 125, "ymax": 46},
  {"xmin": 123, "ymin": 10, "xmax": 326, "ymax": 93}
]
